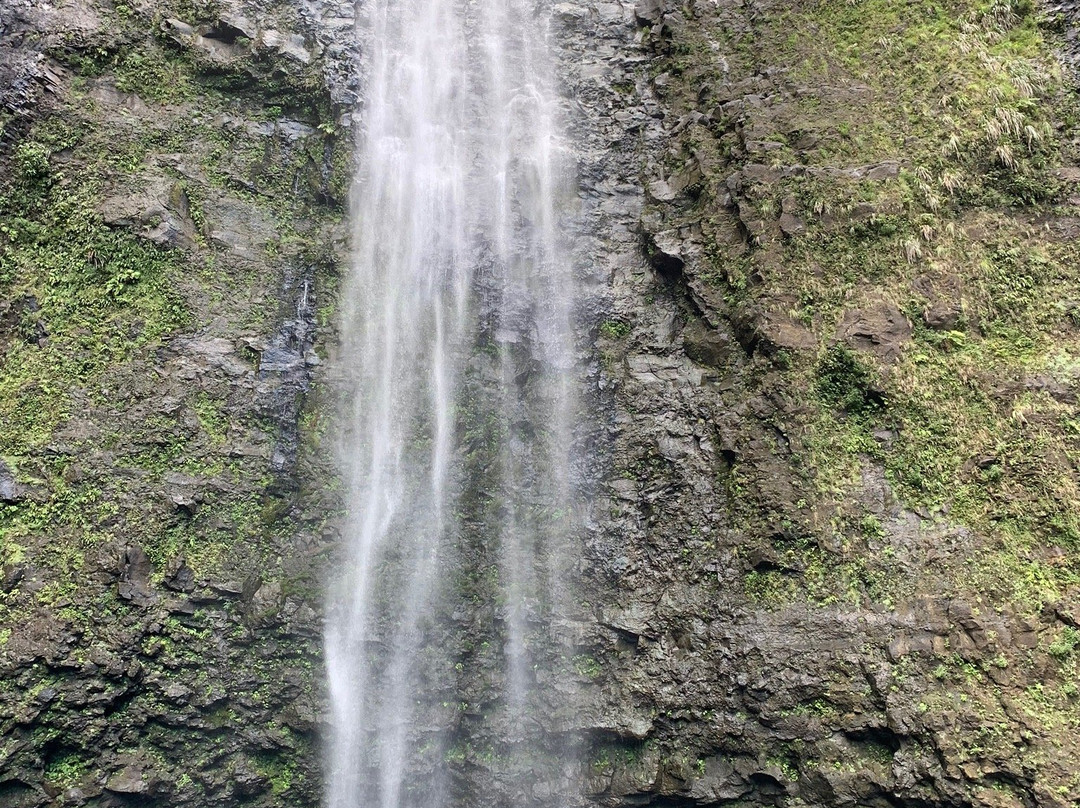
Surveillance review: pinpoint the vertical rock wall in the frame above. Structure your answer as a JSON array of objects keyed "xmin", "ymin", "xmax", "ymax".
[
  {"xmin": 0, "ymin": 1, "xmax": 356, "ymax": 805},
  {"xmin": 566, "ymin": 1, "xmax": 1080, "ymax": 807}
]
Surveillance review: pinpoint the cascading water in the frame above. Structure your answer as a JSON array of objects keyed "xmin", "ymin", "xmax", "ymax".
[{"xmin": 325, "ymin": 0, "xmax": 581, "ymax": 804}]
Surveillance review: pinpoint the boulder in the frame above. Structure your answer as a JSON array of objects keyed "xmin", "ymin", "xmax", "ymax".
[
  {"xmin": 117, "ymin": 546, "xmax": 156, "ymax": 606},
  {"xmin": 105, "ymin": 760, "xmax": 163, "ymax": 796},
  {"xmin": 0, "ymin": 459, "xmax": 22, "ymax": 504},
  {"xmin": 634, "ymin": 0, "xmax": 667, "ymax": 25},
  {"xmin": 99, "ymin": 179, "xmax": 198, "ymax": 249}
]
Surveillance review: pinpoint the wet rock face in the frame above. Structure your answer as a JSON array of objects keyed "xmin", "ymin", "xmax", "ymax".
[{"xmin": 5, "ymin": 1, "xmax": 1080, "ymax": 808}]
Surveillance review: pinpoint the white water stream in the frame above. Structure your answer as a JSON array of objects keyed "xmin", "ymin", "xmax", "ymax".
[{"xmin": 325, "ymin": 0, "xmax": 578, "ymax": 803}]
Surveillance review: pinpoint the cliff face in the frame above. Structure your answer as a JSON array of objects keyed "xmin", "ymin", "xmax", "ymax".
[
  {"xmin": 2, "ymin": 1, "xmax": 1080, "ymax": 808},
  {"xmin": 578, "ymin": 1, "xmax": 1080, "ymax": 806},
  {"xmin": 0, "ymin": 1, "xmax": 353, "ymax": 804}
]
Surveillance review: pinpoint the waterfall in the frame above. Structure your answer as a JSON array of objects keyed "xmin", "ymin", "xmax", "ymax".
[{"xmin": 324, "ymin": 0, "xmax": 580, "ymax": 804}]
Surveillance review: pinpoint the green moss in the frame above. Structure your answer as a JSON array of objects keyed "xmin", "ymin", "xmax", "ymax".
[
  {"xmin": 192, "ymin": 393, "xmax": 229, "ymax": 445},
  {"xmin": 571, "ymin": 654, "xmax": 602, "ymax": 679},
  {"xmin": 254, "ymin": 752, "xmax": 301, "ymax": 796},
  {"xmin": 744, "ymin": 569, "xmax": 797, "ymax": 605},
  {"xmin": 776, "ymin": 0, "xmax": 1058, "ymax": 197},
  {"xmin": 0, "ymin": 93, "xmax": 324, "ymax": 593}
]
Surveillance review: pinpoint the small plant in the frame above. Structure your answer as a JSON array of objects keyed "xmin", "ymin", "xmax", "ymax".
[
  {"xmin": 744, "ymin": 569, "xmax": 794, "ymax": 605},
  {"xmin": 444, "ymin": 745, "xmax": 466, "ymax": 764},
  {"xmin": 599, "ymin": 320, "xmax": 631, "ymax": 340},
  {"xmin": 572, "ymin": 654, "xmax": 602, "ymax": 679},
  {"xmin": 15, "ymin": 141, "xmax": 52, "ymax": 182},
  {"xmin": 1048, "ymin": 627, "xmax": 1080, "ymax": 661},
  {"xmin": 43, "ymin": 751, "xmax": 90, "ymax": 788},
  {"xmin": 859, "ymin": 513, "xmax": 885, "ymax": 540}
]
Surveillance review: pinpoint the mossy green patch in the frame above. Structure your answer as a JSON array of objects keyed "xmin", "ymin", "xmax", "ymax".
[
  {"xmin": 0, "ymin": 118, "xmax": 189, "ymax": 455},
  {"xmin": 776, "ymin": 0, "xmax": 1059, "ymax": 200},
  {"xmin": 43, "ymin": 750, "xmax": 93, "ymax": 788},
  {"xmin": 654, "ymin": 0, "xmax": 1080, "ymax": 614},
  {"xmin": 254, "ymin": 751, "xmax": 302, "ymax": 796}
]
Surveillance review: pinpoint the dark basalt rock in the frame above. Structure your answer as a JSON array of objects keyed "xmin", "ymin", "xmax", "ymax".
[{"xmin": 838, "ymin": 298, "xmax": 913, "ymax": 363}]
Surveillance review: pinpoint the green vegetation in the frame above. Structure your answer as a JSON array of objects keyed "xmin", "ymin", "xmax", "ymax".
[
  {"xmin": 571, "ymin": 653, "xmax": 602, "ymax": 679},
  {"xmin": 192, "ymin": 393, "xmax": 229, "ymax": 445},
  {"xmin": 787, "ymin": 0, "xmax": 1055, "ymax": 189},
  {"xmin": 653, "ymin": 0, "xmax": 1080, "ymax": 612},
  {"xmin": 814, "ymin": 345, "xmax": 883, "ymax": 415},
  {"xmin": 0, "ymin": 1, "xmax": 336, "ymax": 805},
  {"xmin": 599, "ymin": 319, "xmax": 632, "ymax": 340},
  {"xmin": 0, "ymin": 0, "xmax": 347, "ymax": 597},
  {"xmin": 43, "ymin": 750, "xmax": 92, "ymax": 788},
  {"xmin": 254, "ymin": 752, "xmax": 301, "ymax": 796},
  {"xmin": 64, "ymin": 42, "xmax": 198, "ymax": 105},
  {"xmin": 0, "ymin": 115, "xmax": 188, "ymax": 454},
  {"xmin": 1049, "ymin": 627, "xmax": 1080, "ymax": 661},
  {"xmin": 743, "ymin": 537, "xmax": 906, "ymax": 609}
]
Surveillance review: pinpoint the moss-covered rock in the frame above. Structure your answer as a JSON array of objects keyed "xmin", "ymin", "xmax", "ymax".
[
  {"xmin": 574, "ymin": 0, "xmax": 1080, "ymax": 806},
  {"xmin": 0, "ymin": 1, "xmax": 352, "ymax": 805}
]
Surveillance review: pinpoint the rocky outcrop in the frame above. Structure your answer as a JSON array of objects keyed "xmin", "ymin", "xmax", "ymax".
[{"xmin": 564, "ymin": 0, "xmax": 1080, "ymax": 806}]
